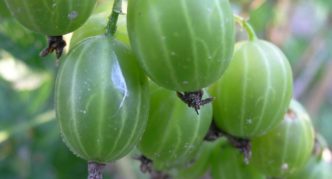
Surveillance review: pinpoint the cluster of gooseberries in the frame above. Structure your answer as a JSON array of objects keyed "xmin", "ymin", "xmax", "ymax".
[{"xmin": 3, "ymin": 0, "xmax": 331, "ymax": 178}]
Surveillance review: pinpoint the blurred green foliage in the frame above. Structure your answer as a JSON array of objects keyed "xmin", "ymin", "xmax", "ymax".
[{"xmin": 0, "ymin": 0, "xmax": 332, "ymax": 178}]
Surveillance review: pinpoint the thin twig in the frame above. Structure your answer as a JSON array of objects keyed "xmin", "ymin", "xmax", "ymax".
[{"xmin": 88, "ymin": 161, "xmax": 106, "ymax": 179}]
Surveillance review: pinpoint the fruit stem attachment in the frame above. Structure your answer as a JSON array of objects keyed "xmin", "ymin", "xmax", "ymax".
[
  {"xmin": 176, "ymin": 90, "xmax": 214, "ymax": 114},
  {"xmin": 204, "ymin": 121, "xmax": 252, "ymax": 164},
  {"xmin": 40, "ymin": 36, "xmax": 66, "ymax": 59},
  {"xmin": 135, "ymin": 155, "xmax": 170, "ymax": 179},
  {"xmin": 106, "ymin": 0, "xmax": 122, "ymax": 36},
  {"xmin": 234, "ymin": 14, "xmax": 257, "ymax": 41},
  {"xmin": 88, "ymin": 161, "xmax": 105, "ymax": 179}
]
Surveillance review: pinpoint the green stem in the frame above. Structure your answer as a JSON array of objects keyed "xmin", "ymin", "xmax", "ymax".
[
  {"xmin": 234, "ymin": 14, "xmax": 257, "ymax": 41},
  {"xmin": 106, "ymin": 0, "xmax": 123, "ymax": 36}
]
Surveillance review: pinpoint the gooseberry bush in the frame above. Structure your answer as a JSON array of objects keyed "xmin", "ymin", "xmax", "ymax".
[{"xmin": 2, "ymin": 0, "xmax": 331, "ymax": 178}]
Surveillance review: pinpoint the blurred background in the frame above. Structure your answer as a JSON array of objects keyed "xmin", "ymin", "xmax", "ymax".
[{"xmin": 0, "ymin": 0, "xmax": 331, "ymax": 178}]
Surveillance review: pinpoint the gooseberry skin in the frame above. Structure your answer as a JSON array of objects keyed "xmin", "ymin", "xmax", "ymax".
[
  {"xmin": 251, "ymin": 100, "xmax": 315, "ymax": 177},
  {"xmin": 70, "ymin": 13, "xmax": 128, "ymax": 48},
  {"xmin": 127, "ymin": 0, "xmax": 235, "ymax": 91},
  {"xmin": 286, "ymin": 155, "xmax": 332, "ymax": 179},
  {"xmin": 139, "ymin": 82, "xmax": 212, "ymax": 170},
  {"xmin": 209, "ymin": 40, "xmax": 293, "ymax": 138},
  {"xmin": 55, "ymin": 36, "xmax": 149, "ymax": 162},
  {"xmin": 5, "ymin": 0, "xmax": 96, "ymax": 35},
  {"xmin": 210, "ymin": 139, "xmax": 265, "ymax": 179},
  {"xmin": 70, "ymin": 2, "xmax": 129, "ymax": 48},
  {"xmin": 177, "ymin": 141, "xmax": 218, "ymax": 179}
]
